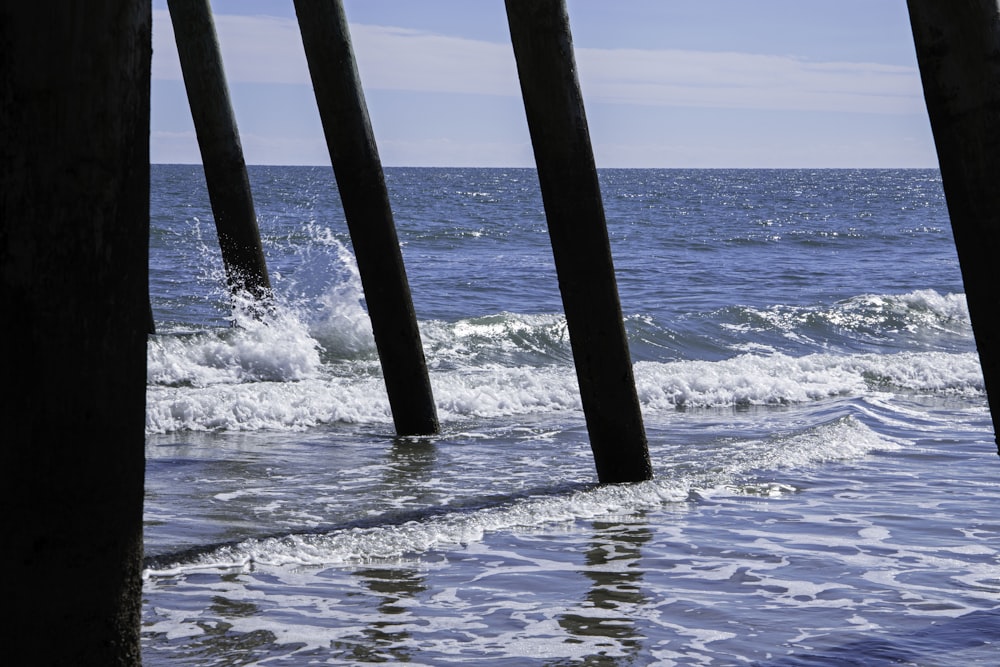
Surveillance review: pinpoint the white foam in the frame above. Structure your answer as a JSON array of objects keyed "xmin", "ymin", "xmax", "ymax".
[
  {"xmin": 734, "ymin": 289, "xmax": 971, "ymax": 338},
  {"xmin": 146, "ymin": 272, "xmax": 983, "ymax": 434},
  {"xmin": 143, "ymin": 480, "xmax": 690, "ymax": 577},
  {"xmin": 145, "ymin": 376, "xmax": 392, "ymax": 433},
  {"xmin": 295, "ymin": 235, "xmax": 377, "ymax": 358},
  {"xmin": 148, "ymin": 308, "xmax": 323, "ymax": 387},
  {"xmin": 634, "ymin": 350, "xmax": 983, "ymax": 411},
  {"xmin": 146, "ymin": 336, "xmax": 982, "ymax": 432},
  {"xmin": 420, "ymin": 312, "xmax": 572, "ymax": 368},
  {"xmin": 143, "ymin": 416, "xmax": 898, "ymax": 577}
]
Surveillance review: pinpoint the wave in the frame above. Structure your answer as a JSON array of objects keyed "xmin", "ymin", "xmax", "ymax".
[
  {"xmin": 143, "ymin": 415, "xmax": 900, "ymax": 576},
  {"xmin": 635, "ymin": 350, "xmax": 983, "ymax": 411},
  {"xmin": 731, "ymin": 289, "xmax": 969, "ymax": 336},
  {"xmin": 145, "ymin": 349, "xmax": 983, "ymax": 433},
  {"xmin": 145, "ymin": 283, "xmax": 982, "ymax": 433},
  {"xmin": 715, "ymin": 289, "xmax": 972, "ymax": 353}
]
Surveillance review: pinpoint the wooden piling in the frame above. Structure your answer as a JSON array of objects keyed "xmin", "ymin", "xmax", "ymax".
[
  {"xmin": 2, "ymin": 2, "xmax": 150, "ymax": 662},
  {"xmin": 505, "ymin": 0, "xmax": 653, "ymax": 483},
  {"xmin": 167, "ymin": 0, "xmax": 271, "ymax": 302},
  {"xmin": 293, "ymin": 0, "xmax": 439, "ymax": 436},
  {"xmin": 907, "ymin": 0, "xmax": 1000, "ymax": 455}
]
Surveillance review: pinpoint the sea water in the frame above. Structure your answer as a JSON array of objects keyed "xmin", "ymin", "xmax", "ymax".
[{"xmin": 142, "ymin": 167, "xmax": 999, "ymax": 665}]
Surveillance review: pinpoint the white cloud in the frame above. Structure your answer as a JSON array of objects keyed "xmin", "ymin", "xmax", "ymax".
[
  {"xmin": 377, "ymin": 137, "xmax": 535, "ymax": 168},
  {"xmin": 152, "ymin": 10, "xmax": 924, "ymax": 115},
  {"xmin": 351, "ymin": 25, "xmax": 519, "ymax": 97},
  {"xmin": 149, "ymin": 130, "xmax": 200, "ymax": 164},
  {"xmin": 577, "ymin": 49, "xmax": 922, "ymax": 114},
  {"xmin": 153, "ymin": 10, "xmax": 311, "ymax": 84}
]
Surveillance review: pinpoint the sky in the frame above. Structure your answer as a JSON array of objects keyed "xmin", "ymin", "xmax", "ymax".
[{"xmin": 151, "ymin": 0, "xmax": 939, "ymax": 168}]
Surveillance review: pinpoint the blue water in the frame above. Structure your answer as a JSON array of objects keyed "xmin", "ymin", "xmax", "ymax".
[{"xmin": 142, "ymin": 166, "xmax": 998, "ymax": 665}]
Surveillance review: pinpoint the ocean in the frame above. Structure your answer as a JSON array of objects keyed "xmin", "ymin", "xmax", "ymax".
[{"xmin": 141, "ymin": 166, "xmax": 999, "ymax": 665}]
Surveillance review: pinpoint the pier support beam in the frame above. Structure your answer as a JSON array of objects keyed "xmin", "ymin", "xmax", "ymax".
[
  {"xmin": 293, "ymin": 0, "xmax": 439, "ymax": 436},
  {"xmin": 505, "ymin": 0, "xmax": 653, "ymax": 483},
  {"xmin": 907, "ymin": 0, "xmax": 1000, "ymax": 454},
  {"xmin": 2, "ymin": 2, "xmax": 150, "ymax": 663},
  {"xmin": 168, "ymin": 0, "xmax": 271, "ymax": 302}
]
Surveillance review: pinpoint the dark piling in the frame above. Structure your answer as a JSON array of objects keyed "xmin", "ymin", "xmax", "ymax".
[
  {"xmin": 907, "ymin": 0, "xmax": 1000, "ymax": 454},
  {"xmin": 2, "ymin": 1, "xmax": 150, "ymax": 663},
  {"xmin": 167, "ymin": 0, "xmax": 271, "ymax": 302},
  {"xmin": 505, "ymin": 0, "xmax": 653, "ymax": 483},
  {"xmin": 293, "ymin": 0, "xmax": 439, "ymax": 436}
]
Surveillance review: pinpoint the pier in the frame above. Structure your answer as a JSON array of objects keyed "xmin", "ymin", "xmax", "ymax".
[{"xmin": 4, "ymin": 0, "xmax": 1000, "ymax": 662}]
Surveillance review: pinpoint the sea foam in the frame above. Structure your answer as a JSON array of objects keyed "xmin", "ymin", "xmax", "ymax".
[{"xmin": 143, "ymin": 416, "xmax": 898, "ymax": 577}]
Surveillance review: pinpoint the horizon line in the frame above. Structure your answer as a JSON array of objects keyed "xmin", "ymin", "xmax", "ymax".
[{"xmin": 152, "ymin": 162, "xmax": 941, "ymax": 170}]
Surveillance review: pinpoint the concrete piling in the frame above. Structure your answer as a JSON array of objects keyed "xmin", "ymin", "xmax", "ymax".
[
  {"xmin": 505, "ymin": 0, "xmax": 653, "ymax": 483},
  {"xmin": 293, "ymin": 0, "xmax": 439, "ymax": 436}
]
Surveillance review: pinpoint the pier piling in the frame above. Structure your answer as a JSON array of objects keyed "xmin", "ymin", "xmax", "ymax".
[
  {"xmin": 168, "ymin": 0, "xmax": 271, "ymax": 302},
  {"xmin": 3, "ymin": 2, "xmax": 150, "ymax": 661},
  {"xmin": 505, "ymin": 0, "xmax": 653, "ymax": 483},
  {"xmin": 293, "ymin": 0, "xmax": 439, "ymax": 436},
  {"xmin": 907, "ymin": 0, "xmax": 1000, "ymax": 454}
]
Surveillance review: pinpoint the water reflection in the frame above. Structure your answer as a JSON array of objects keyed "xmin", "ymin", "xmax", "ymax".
[
  {"xmin": 556, "ymin": 517, "xmax": 652, "ymax": 665},
  {"xmin": 330, "ymin": 437, "xmax": 436, "ymax": 661},
  {"xmin": 145, "ymin": 572, "xmax": 281, "ymax": 665},
  {"xmin": 382, "ymin": 436, "xmax": 438, "ymax": 494},
  {"xmin": 333, "ymin": 566, "xmax": 428, "ymax": 662}
]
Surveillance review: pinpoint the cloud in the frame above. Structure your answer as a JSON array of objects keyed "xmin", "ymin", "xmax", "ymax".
[
  {"xmin": 351, "ymin": 26, "xmax": 520, "ymax": 97},
  {"xmin": 153, "ymin": 10, "xmax": 924, "ymax": 116},
  {"xmin": 153, "ymin": 11, "xmax": 311, "ymax": 84},
  {"xmin": 153, "ymin": 11, "xmax": 516, "ymax": 93},
  {"xmin": 376, "ymin": 137, "xmax": 535, "ymax": 168},
  {"xmin": 576, "ymin": 49, "xmax": 922, "ymax": 114}
]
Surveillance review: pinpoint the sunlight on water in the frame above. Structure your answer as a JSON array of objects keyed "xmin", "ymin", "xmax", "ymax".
[{"xmin": 143, "ymin": 167, "xmax": 999, "ymax": 666}]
